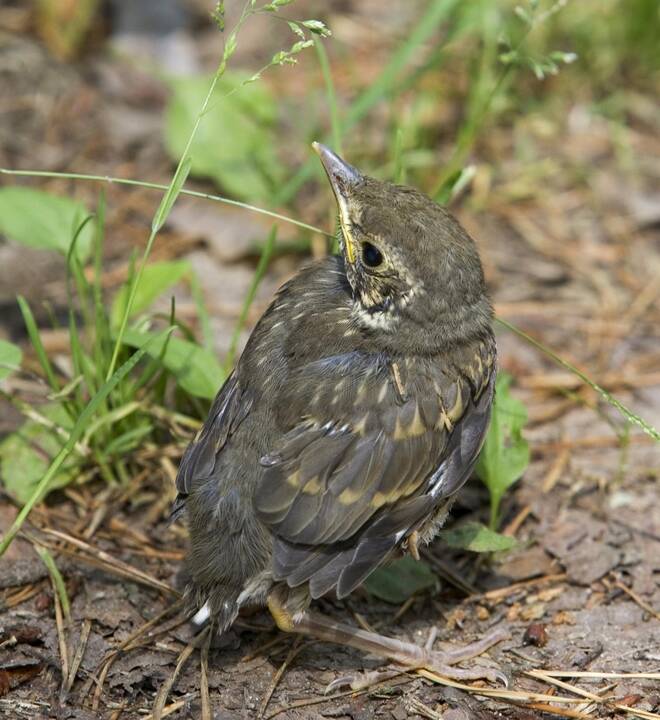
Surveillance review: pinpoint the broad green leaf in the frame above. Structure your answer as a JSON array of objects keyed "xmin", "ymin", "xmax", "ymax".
[
  {"xmin": 110, "ymin": 260, "xmax": 191, "ymax": 328},
  {"xmin": 0, "ymin": 339, "xmax": 22, "ymax": 381},
  {"xmin": 121, "ymin": 328, "xmax": 223, "ymax": 400},
  {"xmin": 0, "ymin": 404, "xmax": 78, "ymax": 503},
  {"xmin": 476, "ymin": 372, "xmax": 530, "ymax": 528},
  {"xmin": 441, "ymin": 522, "xmax": 517, "ymax": 553},
  {"xmin": 0, "ymin": 187, "xmax": 92, "ymax": 260},
  {"xmin": 364, "ymin": 556, "xmax": 438, "ymax": 604},
  {"xmin": 163, "ymin": 72, "xmax": 284, "ymax": 202}
]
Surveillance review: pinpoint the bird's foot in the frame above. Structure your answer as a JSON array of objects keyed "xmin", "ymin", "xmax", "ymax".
[
  {"xmin": 267, "ymin": 593, "xmax": 509, "ymax": 691},
  {"xmin": 325, "ymin": 627, "xmax": 509, "ymax": 693},
  {"xmin": 421, "ymin": 627, "xmax": 510, "ymax": 685},
  {"xmin": 325, "ymin": 668, "xmax": 402, "ymax": 693}
]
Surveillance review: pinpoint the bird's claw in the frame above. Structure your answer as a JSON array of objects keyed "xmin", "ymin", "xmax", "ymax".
[
  {"xmin": 423, "ymin": 654, "xmax": 509, "ymax": 687},
  {"xmin": 324, "ymin": 668, "xmax": 400, "ymax": 694}
]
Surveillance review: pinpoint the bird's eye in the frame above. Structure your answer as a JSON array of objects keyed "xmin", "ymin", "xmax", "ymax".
[{"xmin": 361, "ymin": 241, "xmax": 383, "ymax": 268}]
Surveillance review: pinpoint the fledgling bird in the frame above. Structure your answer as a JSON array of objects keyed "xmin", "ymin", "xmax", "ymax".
[{"xmin": 173, "ymin": 144, "xmax": 507, "ymax": 682}]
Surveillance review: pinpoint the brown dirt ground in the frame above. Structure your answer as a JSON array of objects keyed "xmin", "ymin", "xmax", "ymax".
[{"xmin": 0, "ymin": 3, "xmax": 658, "ymax": 719}]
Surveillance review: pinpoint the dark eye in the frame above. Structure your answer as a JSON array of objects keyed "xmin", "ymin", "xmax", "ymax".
[{"xmin": 361, "ymin": 241, "xmax": 383, "ymax": 268}]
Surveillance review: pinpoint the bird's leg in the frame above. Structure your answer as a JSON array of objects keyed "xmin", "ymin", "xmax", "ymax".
[
  {"xmin": 405, "ymin": 530, "xmax": 421, "ymax": 560},
  {"xmin": 267, "ymin": 593, "xmax": 508, "ymax": 689}
]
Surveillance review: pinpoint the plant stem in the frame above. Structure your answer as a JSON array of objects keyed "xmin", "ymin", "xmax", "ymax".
[
  {"xmin": 0, "ymin": 168, "xmax": 330, "ymax": 237},
  {"xmin": 497, "ymin": 318, "xmax": 659, "ymax": 441},
  {"xmin": 314, "ymin": 37, "xmax": 342, "ymax": 155}
]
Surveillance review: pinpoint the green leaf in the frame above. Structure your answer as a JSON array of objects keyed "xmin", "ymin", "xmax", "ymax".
[
  {"xmin": 301, "ymin": 19, "xmax": 330, "ymax": 36},
  {"xmin": 0, "ymin": 404, "xmax": 78, "ymax": 504},
  {"xmin": 152, "ymin": 156, "xmax": 192, "ymax": 233},
  {"xmin": 0, "ymin": 339, "xmax": 22, "ymax": 381},
  {"xmin": 476, "ymin": 372, "xmax": 530, "ymax": 528},
  {"xmin": 364, "ymin": 556, "xmax": 438, "ymax": 604},
  {"xmin": 35, "ymin": 546, "xmax": 71, "ymax": 620},
  {"xmin": 120, "ymin": 328, "xmax": 223, "ymax": 400},
  {"xmin": 163, "ymin": 72, "xmax": 284, "ymax": 202},
  {"xmin": 0, "ymin": 187, "xmax": 93, "ymax": 260},
  {"xmin": 441, "ymin": 522, "xmax": 517, "ymax": 553},
  {"xmin": 110, "ymin": 260, "xmax": 191, "ymax": 328},
  {"xmin": 17, "ymin": 296, "xmax": 61, "ymax": 391}
]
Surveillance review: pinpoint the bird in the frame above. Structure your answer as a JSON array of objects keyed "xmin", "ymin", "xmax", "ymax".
[{"xmin": 172, "ymin": 143, "xmax": 507, "ymax": 683}]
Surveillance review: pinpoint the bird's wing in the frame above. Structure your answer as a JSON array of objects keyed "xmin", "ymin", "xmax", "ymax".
[
  {"xmin": 172, "ymin": 373, "xmax": 251, "ymax": 517},
  {"xmin": 255, "ymin": 341, "xmax": 495, "ymax": 598}
]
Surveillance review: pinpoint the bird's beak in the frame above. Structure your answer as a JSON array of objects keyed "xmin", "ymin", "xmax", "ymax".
[{"xmin": 312, "ymin": 142, "xmax": 361, "ymax": 264}]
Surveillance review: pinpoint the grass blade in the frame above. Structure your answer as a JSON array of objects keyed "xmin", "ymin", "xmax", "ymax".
[
  {"xmin": 314, "ymin": 37, "xmax": 342, "ymax": 154},
  {"xmin": 224, "ymin": 226, "xmax": 277, "ymax": 374},
  {"xmin": 497, "ymin": 318, "xmax": 659, "ymax": 442},
  {"xmin": 17, "ymin": 296, "xmax": 60, "ymax": 392},
  {"xmin": 152, "ymin": 156, "xmax": 192, "ymax": 233},
  {"xmin": 35, "ymin": 545, "xmax": 71, "ymax": 621},
  {"xmin": 0, "ymin": 327, "xmax": 174, "ymax": 557},
  {"xmin": 277, "ymin": 0, "xmax": 462, "ymax": 202},
  {"xmin": 190, "ymin": 272, "xmax": 214, "ymax": 354},
  {"xmin": 0, "ymin": 168, "xmax": 331, "ymax": 237}
]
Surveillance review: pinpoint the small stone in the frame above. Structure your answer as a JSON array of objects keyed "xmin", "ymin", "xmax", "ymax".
[
  {"xmin": 538, "ymin": 586, "xmax": 564, "ymax": 602},
  {"xmin": 34, "ymin": 592, "xmax": 52, "ymax": 612},
  {"xmin": 476, "ymin": 605, "xmax": 490, "ymax": 621},
  {"xmin": 390, "ymin": 704, "xmax": 408, "ymax": 720},
  {"xmin": 445, "ymin": 608, "xmax": 466, "ymax": 629},
  {"xmin": 552, "ymin": 610, "xmax": 576, "ymax": 625},
  {"xmin": 523, "ymin": 623, "xmax": 548, "ymax": 647},
  {"xmin": 520, "ymin": 602, "xmax": 545, "ymax": 621}
]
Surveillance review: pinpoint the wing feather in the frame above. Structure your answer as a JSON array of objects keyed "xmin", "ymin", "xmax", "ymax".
[
  {"xmin": 256, "ymin": 342, "xmax": 496, "ymax": 598},
  {"xmin": 172, "ymin": 374, "xmax": 251, "ymax": 518}
]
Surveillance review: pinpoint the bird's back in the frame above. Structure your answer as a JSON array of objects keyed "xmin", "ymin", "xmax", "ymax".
[{"xmin": 175, "ymin": 255, "xmax": 495, "ymax": 625}]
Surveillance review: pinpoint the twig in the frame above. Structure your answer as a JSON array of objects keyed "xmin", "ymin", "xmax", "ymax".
[
  {"xmin": 152, "ymin": 627, "xmax": 210, "ymax": 720},
  {"xmin": 242, "ymin": 634, "xmax": 288, "ymax": 662},
  {"xmin": 41, "ymin": 528, "xmax": 178, "ymax": 596},
  {"xmin": 64, "ymin": 618, "xmax": 92, "ymax": 694},
  {"xmin": 609, "ymin": 578, "xmax": 660, "ymax": 621},
  {"xmin": 525, "ymin": 669, "xmax": 611, "ymax": 702},
  {"xmin": 407, "ymin": 697, "xmax": 444, "ymax": 719},
  {"xmin": 465, "ymin": 573, "xmax": 567, "ymax": 604},
  {"xmin": 264, "ymin": 676, "xmax": 415, "ymax": 719},
  {"xmin": 502, "ymin": 505, "xmax": 532, "ymax": 536},
  {"xmin": 87, "ymin": 599, "xmax": 185, "ymax": 709},
  {"xmin": 538, "ymin": 671, "xmax": 660, "ymax": 680},
  {"xmin": 542, "ymin": 448, "xmax": 570, "ymax": 493},
  {"xmin": 514, "ymin": 702, "xmax": 593, "ymax": 719},
  {"xmin": 142, "ymin": 699, "xmax": 187, "ymax": 720},
  {"xmin": 390, "ymin": 595, "xmax": 417, "ymax": 625},
  {"xmin": 418, "ymin": 668, "xmax": 590, "ymax": 704},
  {"xmin": 534, "ymin": 434, "xmax": 652, "ymax": 453},
  {"xmin": 53, "ymin": 585, "xmax": 69, "ymax": 694},
  {"xmin": 528, "ymin": 669, "xmax": 660, "ymax": 719},
  {"xmin": 5, "ymin": 582, "xmax": 46, "ymax": 608},
  {"xmin": 258, "ymin": 637, "xmax": 305, "ymax": 718},
  {"xmin": 200, "ymin": 627, "xmax": 212, "ymax": 720},
  {"xmin": 421, "ymin": 549, "xmax": 478, "ymax": 595}
]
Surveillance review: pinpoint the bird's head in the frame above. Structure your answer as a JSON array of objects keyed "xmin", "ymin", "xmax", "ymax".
[{"xmin": 313, "ymin": 143, "xmax": 492, "ymax": 348}]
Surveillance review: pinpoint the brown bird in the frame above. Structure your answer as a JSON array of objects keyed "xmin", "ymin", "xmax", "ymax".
[{"xmin": 173, "ymin": 143, "xmax": 507, "ymax": 683}]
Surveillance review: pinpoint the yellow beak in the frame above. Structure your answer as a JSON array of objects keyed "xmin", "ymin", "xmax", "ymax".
[{"xmin": 312, "ymin": 142, "xmax": 361, "ymax": 264}]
